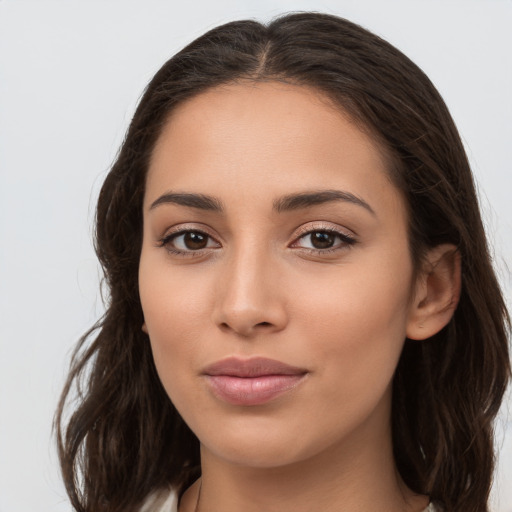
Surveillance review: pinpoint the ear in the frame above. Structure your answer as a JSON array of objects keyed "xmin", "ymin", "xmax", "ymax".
[
  {"xmin": 406, "ymin": 244, "xmax": 461, "ymax": 340},
  {"xmin": 142, "ymin": 322, "xmax": 148, "ymax": 334}
]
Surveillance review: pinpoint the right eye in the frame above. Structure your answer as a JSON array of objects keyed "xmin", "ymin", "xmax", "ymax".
[{"xmin": 160, "ymin": 230, "xmax": 221, "ymax": 255}]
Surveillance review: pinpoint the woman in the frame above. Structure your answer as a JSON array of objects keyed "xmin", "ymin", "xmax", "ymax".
[{"xmin": 55, "ymin": 12, "xmax": 511, "ymax": 512}]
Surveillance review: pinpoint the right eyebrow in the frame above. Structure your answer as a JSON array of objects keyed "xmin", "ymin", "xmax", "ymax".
[{"xmin": 149, "ymin": 192, "xmax": 224, "ymax": 212}]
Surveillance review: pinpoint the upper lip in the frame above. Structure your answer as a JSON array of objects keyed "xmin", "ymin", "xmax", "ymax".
[{"xmin": 202, "ymin": 357, "xmax": 308, "ymax": 378}]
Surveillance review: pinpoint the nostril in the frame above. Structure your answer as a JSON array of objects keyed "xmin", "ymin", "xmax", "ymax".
[{"xmin": 219, "ymin": 321, "xmax": 272, "ymax": 333}]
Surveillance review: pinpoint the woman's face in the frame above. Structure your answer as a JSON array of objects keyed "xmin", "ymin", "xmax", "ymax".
[{"xmin": 139, "ymin": 82, "xmax": 419, "ymax": 468}]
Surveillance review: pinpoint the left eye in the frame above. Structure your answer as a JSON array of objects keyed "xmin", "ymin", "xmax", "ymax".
[{"xmin": 293, "ymin": 230, "xmax": 355, "ymax": 250}]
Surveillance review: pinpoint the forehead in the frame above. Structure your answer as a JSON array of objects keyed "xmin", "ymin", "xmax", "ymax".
[
  {"xmin": 145, "ymin": 81, "xmax": 404, "ymax": 221},
  {"xmin": 153, "ymin": 82, "xmax": 378, "ymax": 163}
]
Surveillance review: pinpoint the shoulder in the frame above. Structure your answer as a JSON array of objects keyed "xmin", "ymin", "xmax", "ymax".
[{"xmin": 139, "ymin": 488, "xmax": 178, "ymax": 512}]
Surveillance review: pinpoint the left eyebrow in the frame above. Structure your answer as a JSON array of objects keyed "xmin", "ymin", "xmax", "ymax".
[{"xmin": 273, "ymin": 189, "xmax": 376, "ymax": 216}]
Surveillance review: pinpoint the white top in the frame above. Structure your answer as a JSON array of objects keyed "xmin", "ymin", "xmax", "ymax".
[
  {"xmin": 138, "ymin": 489, "xmax": 177, "ymax": 512},
  {"xmin": 140, "ymin": 489, "xmax": 438, "ymax": 512}
]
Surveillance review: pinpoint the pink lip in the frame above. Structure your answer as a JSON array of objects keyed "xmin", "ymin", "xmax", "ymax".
[{"xmin": 202, "ymin": 357, "xmax": 308, "ymax": 406}]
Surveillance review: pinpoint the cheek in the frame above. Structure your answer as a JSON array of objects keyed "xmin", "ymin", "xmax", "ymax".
[
  {"xmin": 139, "ymin": 255, "xmax": 220, "ymax": 412},
  {"xmin": 291, "ymin": 250, "xmax": 413, "ymax": 388}
]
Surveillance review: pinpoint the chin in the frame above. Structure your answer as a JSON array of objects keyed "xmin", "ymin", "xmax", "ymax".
[
  {"xmin": 203, "ymin": 437, "xmax": 312, "ymax": 469},
  {"xmin": 195, "ymin": 412, "xmax": 349, "ymax": 471}
]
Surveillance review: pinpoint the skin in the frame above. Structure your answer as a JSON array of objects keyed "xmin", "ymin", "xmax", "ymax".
[{"xmin": 139, "ymin": 82, "xmax": 458, "ymax": 512}]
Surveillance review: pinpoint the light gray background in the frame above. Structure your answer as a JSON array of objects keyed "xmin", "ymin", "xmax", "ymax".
[{"xmin": 0, "ymin": 1, "xmax": 510, "ymax": 511}]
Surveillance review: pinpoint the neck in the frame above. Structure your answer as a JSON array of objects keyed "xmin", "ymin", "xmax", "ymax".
[{"xmin": 181, "ymin": 409, "xmax": 427, "ymax": 512}]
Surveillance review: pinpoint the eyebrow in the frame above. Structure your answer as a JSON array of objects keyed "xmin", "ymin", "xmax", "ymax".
[
  {"xmin": 149, "ymin": 189, "xmax": 375, "ymax": 216},
  {"xmin": 273, "ymin": 190, "xmax": 375, "ymax": 216},
  {"xmin": 150, "ymin": 192, "xmax": 224, "ymax": 212}
]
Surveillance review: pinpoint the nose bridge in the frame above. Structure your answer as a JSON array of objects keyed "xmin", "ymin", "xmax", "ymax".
[{"xmin": 213, "ymin": 239, "xmax": 286, "ymax": 336}]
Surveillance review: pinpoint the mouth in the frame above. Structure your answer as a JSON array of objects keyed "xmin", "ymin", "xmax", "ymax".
[{"xmin": 202, "ymin": 357, "xmax": 308, "ymax": 406}]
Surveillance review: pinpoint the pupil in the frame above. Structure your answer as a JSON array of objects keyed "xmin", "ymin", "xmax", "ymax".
[
  {"xmin": 312, "ymin": 231, "xmax": 335, "ymax": 249},
  {"xmin": 184, "ymin": 232, "xmax": 207, "ymax": 250}
]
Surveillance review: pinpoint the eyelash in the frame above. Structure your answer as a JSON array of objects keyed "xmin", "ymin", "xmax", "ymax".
[
  {"xmin": 157, "ymin": 224, "xmax": 357, "ymax": 258},
  {"xmin": 158, "ymin": 228, "xmax": 220, "ymax": 258},
  {"xmin": 290, "ymin": 226, "xmax": 357, "ymax": 255}
]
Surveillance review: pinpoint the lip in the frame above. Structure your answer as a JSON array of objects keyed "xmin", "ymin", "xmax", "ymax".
[{"xmin": 202, "ymin": 357, "xmax": 308, "ymax": 406}]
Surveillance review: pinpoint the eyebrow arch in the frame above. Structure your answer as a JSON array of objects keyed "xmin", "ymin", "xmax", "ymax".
[
  {"xmin": 150, "ymin": 192, "xmax": 224, "ymax": 212},
  {"xmin": 273, "ymin": 189, "xmax": 375, "ymax": 216}
]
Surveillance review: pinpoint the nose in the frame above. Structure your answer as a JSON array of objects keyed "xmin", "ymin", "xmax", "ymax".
[{"xmin": 211, "ymin": 246, "xmax": 288, "ymax": 338}]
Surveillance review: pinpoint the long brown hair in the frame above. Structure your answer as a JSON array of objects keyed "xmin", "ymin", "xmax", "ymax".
[{"xmin": 55, "ymin": 12, "xmax": 511, "ymax": 512}]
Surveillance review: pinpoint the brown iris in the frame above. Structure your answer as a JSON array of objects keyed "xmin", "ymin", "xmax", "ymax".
[
  {"xmin": 183, "ymin": 231, "xmax": 208, "ymax": 250},
  {"xmin": 310, "ymin": 231, "xmax": 336, "ymax": 249}
]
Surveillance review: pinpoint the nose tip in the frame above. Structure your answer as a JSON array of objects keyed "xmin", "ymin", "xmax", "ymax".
[{"xmin": 211, "ymin": 258, "xmax": 288, "ymax": 338}]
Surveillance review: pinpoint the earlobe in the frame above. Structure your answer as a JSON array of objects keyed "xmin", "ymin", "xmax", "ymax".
[
  {"xmin": 406, "ymin": 244, "xmax": 461, "ymax": 341},
  {"xmin": 142, "ymin": 322, "xmax": 148, "ymax": 334}
]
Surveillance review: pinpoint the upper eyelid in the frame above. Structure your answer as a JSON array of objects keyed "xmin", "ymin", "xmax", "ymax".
[
  {"xmin": 292, "ymin": 221, "xmax": 356, "ymax": 238},
  {"xmin": 161, "ymin": 223, "xmax": 220, "ymax": 240}
]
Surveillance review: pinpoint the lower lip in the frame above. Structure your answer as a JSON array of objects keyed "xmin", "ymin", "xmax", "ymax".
[{"xmin": 205, "ymin": 374, "xmax": 306, "ymax": 406}]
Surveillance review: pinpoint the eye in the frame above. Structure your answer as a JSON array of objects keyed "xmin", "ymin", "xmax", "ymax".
[
  {"xmin": 291, "ymin": 228, "xmax": 356, "ymax": 252},
  {"xmin": 303, "ymin": 231, "xmax": 338, "ymax": 249},
  {"xmin": 159, "ymin": 229, "xmax": 220, "ymax": 254}
]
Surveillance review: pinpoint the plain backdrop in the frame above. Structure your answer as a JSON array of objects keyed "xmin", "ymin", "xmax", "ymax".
[{"xmin": 0, "ymin": 1, "xmax": 511, "ymax": 511}]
